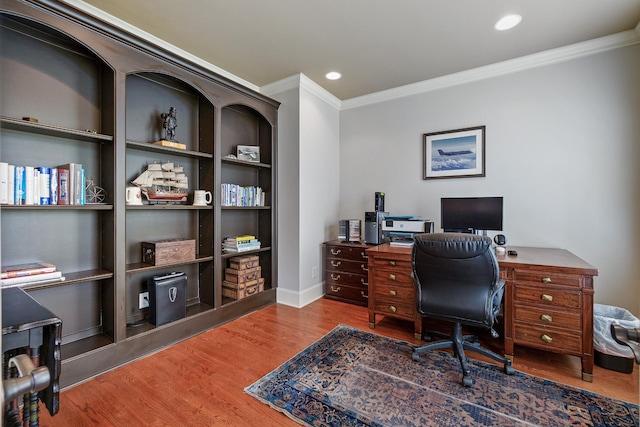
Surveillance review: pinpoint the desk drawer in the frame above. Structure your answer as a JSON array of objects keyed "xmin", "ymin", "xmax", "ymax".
[
  {"xmin": 326, "ymin": 258, "xmax": 368, "ymax": 275},
  {"xmin": 514, "ymin": 270, "xmax": 582, "ymax": 288},
  {"xmin": 372, "ymin": 257, "xmax": 412, "ymax": 270},
  {"xmin": 514, "ymin": 305, "xmax": 581, "ymax": 330},
  {"xmin": 514, "ymin": 323, "xmax": 582, "ymax": 353},
  {"xmin": 326, "ymin": 283, "xmax": 368, "ymax": 304},
  {"xmin": 514, "ymin": 285, "xmax": 581, "ymax": 309},
  {"xmin": 371, "ymin": 268, "xmax": 413, "ymax": 288},
  {"xmin": 326, "ymin": 244, "xmax": 368, "ymax": 262},
  {"xmin": 374, "ymin": 298, "xmax": 414, "ymax": 318},
  {"xmin": 374, "ymin": 283, "xmax": 415, "ymax": 301},
  {"xmin": 326, "ymin": 270, "xmax": 367, "ymax": 288}
]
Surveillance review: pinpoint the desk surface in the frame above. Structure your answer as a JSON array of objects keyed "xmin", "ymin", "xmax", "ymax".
[
  {"xmin": 366, "ymin": 244, "xmax": 598, "ymax": 276},
  {"xmin": 2, "ymin": 287, "xmax": 61, "ymax": 335}
]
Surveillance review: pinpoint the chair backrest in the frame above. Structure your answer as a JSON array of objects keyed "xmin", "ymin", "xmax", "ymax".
[{"xmin": 412, "ymin": 232, "xmax": 502, "ymax": 329}]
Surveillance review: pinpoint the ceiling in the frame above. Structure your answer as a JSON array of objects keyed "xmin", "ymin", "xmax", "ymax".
[{"xmin": 78, "ymin": 0, "xmax": 640, "ymax": 101}]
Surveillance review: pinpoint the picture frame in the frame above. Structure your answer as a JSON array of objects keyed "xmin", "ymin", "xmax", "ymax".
[
  {"xmin": 423, "ymin": 126, "xmax": 485, "ymax": 180},
  {"xmin": 237, "ymin": 145, "xmax": 260, "ymax": 162}
]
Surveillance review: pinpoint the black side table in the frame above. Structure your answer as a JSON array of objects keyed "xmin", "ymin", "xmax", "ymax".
[{"xmin": 2, "ymin": 287, "xmax": 62, "ymax": 425}]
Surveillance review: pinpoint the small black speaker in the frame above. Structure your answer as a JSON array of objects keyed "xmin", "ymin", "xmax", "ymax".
[
  {"xmin": 494, "ymin": 234, "xmax": 507, "ymax": 246},
  {"xmin": 375, "ymin": 192, "xmax": 385, "ymax": 212}
]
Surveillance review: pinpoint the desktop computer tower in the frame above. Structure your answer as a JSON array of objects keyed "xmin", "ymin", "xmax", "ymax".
[{"xmin": 364, "ymin": 211, "xmax": 387, "ymax": 245}]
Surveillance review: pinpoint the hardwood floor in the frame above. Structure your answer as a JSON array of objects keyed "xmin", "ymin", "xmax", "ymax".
[{"xmin": 39, "ymin": 298, "xmax": 639, "ymax": 426}]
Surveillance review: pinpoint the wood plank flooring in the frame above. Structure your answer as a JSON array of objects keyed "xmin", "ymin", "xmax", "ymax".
[{"xmin": 39, "ymin": 298, "xmax": 639, "ymax": 426}]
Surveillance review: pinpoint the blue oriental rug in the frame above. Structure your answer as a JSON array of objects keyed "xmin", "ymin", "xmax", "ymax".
[{"xmin": 245, "ymin": 325, "xmax": 638, "ymax": 427}]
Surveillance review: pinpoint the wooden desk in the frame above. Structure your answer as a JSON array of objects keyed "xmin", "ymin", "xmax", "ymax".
[{"xmin": 366, "ymin": 244, "xmax": 598, "ymax": 381}]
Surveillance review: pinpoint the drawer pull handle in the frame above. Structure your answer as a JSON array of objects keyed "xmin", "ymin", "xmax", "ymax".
[
  {"xmin": 541, "ymin": 314, "xmax": 553, "ymax": 322},
  {"xmin": 361, "ymin": 252, "xmax": 367, "ymax": 258},
  {"xmin": 389, "ymin": 305, "xmax": 397, "ymax": 313},
  {"xmin": 330, "ymin": 273, "xmax": 341, "ymax": 281},
  {"xmin": 389, "ymin": 273, "xmax": 397, "ymax": 280},
  {"xmin": 361, "ymin": 264, "xmax": 368, "ymax": 271},
  {"xmin": 541, "ymin": 334, "xmax": 553, "ymax": 344},
  {"xmin": 361, "ymin": 278, "xmax": 368, "ymax": 285},
  {"xmin": 361, "ymin": 291, "xmax": 368, "ymax": 299},
  {"xmin": 330, "ymin": 249, "xmax": 341, "ymax": 255},
  {"xmin": 389, "ymin": 290, "xmax": 397, "ymax": 296},
  {"xmin": 331, "ymin": 260, "xmax": 341, "ymax": 267},
  {"xmin": 542, "ymin": 277, "xmax": 552, "ymax": 283},
  {"xmin": 541, "ymin": 294, "xmax": 553, "ymax": 302},
  {"xmin": 330, "ymin": 286, "xmax": 341, "ymax": 292},
  {"xmin": 389, "ymin": 260, "xmax": 396, "ymax": 266}
]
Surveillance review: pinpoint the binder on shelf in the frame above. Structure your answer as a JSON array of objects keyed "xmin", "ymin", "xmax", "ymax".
[{"xmin": 148, "ymin": 272, "xmax": 187, "ymax": 326}]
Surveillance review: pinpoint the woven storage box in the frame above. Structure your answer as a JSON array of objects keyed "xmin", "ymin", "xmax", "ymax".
[
  {"xmin": 228, "ymin": 255, "xmax": 259, "ymax": 270},
  {"xmin": 225, "ymin": 266, "xmax": 261, "ymax": 284},
  {"xmin": 142, "ymin": 239, "xmax": 196, "ymax": 266},
  {"xmin": 223, "ymin": 278, "xmax": 265, "ymax": 300}
]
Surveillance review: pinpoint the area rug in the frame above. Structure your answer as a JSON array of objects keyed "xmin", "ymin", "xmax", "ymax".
[{"xmin": 245, "ymin": 324, "xmax": 638, "ymax": 427}]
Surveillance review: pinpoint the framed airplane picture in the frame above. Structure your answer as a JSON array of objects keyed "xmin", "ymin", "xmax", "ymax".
[{"xmin": 423, "ymin": 126, "xmax": 485, "ymax": 179}]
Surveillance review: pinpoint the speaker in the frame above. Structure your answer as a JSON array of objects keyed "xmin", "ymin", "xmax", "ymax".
[
  {"xmin": 364, "ymin": 211, "xmax": 387, "ymax": 245},
  {"xmin": 375, "ymin": 192, "xmax": 385, "ymax": 212},
  {"xmin": 494, "ymin": 234, "xmax": 507, "ymax": 246}
]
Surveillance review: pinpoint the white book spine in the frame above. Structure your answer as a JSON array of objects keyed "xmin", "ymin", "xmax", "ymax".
[
  {"xmin": 0, "ymin": 162, "xmax": 8, "ymax": 204},
  {"xmin": 7, "ymin": 164, "xmax": 15, "ymax": 205},
  {"xmin": 38, "ymin": 166, "xmax": 51, "ymax": 205},
  {"xmin": 0, "ymin": 270, "xmax": 62, "ymax": 286},
  {"xmin": 50, "ymin": 167, "xmax": 58, "ymax": 205},
  {"xmin": 24, "ymin": 166, "xmax": 35, "ymax": 205}
]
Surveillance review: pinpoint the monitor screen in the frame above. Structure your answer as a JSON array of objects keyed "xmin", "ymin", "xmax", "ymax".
[{"xmin": 441, "ymin": 197, "xmax": 503, "ymax": 233}]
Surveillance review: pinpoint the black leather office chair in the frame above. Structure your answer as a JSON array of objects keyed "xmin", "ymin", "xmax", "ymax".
[{"xmin": 411, "ymin": 233, "xmax": 515, "ymax": 386}]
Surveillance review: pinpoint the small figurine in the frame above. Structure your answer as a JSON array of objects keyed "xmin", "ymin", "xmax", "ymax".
[{"xmin": 161, "ymin": 107, "xmax": 177, "ymax": 141}]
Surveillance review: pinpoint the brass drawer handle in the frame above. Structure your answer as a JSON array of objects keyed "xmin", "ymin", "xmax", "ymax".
[
  {"xmin": 542, "ymin": 277, "xmax": 552, "ymax": 283},
  {"xmin": 361, "ymin": 278, "xmax": 368, "ymax": 285},
  {"xmin": 330, "ymin": 248, "xmax": 341, "ymax": 255},
  {"xmin": 330, "ymin": 286, "xmax": 341, "ymax": 292},
  {"xmin": 389, "ymin": 305, "xmax": 397, "ymax": 313},
  {"xmin": 389, "ymin": 273, "xmax": 396, "ymax": 280},
  {"xmin": 541, "ymin": 314, "xmax": 553, "ymax": 322},
  {"xmin": 361, "ymin": 252, "xmax": 367, "ymax": 259},
  {"xmin": 541, "ymin": 294, "xmax": 553, "ymax": 302},
  {"xmin": 361, "ymin": 264, "xmax": 368, "ymax": 271},
  {"xmin": 389, "ymin": 290, "xmax": 397, "ymax": 296},
  {"xmin": 330, "ymin": 273, "xmax": 341, "ymax": 281},
  {"xmin": 389, "ymin": 260, "xmax": 396, "ymax": 266},
  {"xmin": 331, "ymin": 260, "xmax": 341, "ymax": 267},
  {"xmin": 361, "ymin": 291, "xmax": 368, "ymax": 299},
  {"xmin": 541, "ymin": 334, "xmax": 553, "ymax": 344}
]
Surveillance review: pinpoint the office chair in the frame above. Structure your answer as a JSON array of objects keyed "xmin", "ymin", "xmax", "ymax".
[{"xmin": 411, "ymin": 233, "xmax": 515, "ymax": 386}]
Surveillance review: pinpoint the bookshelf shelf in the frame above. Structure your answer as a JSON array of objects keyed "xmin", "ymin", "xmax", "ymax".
[
  {"xmin": 125, "ymin": 256, "xmax": 215, "ymax": 274},
  {"xmin": 126, "ymin": 139, "xmax": 213, "ymax": 159},
  {"xmin": 1, "ymin": 116, "xmax": 113, "ymax": 143},
  {"xmin": 221, "ymin": 157, "xmax": 271, "ymax": 169}
]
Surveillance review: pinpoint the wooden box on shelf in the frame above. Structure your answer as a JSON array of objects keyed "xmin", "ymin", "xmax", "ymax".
[
  {"xmin": 228, "ymin": 255, "xmax": 259, "ymax": 270},
  {"xmin": 142, "ymin": 239, "xmax": 196, "ymax": 265},
  {"xmin": 223, "ymin": 278, "xmax": 265, "ymax": 300},
  {"xmin": 225, "ymin": 266, "xmax": 261, "ymax": 284}
]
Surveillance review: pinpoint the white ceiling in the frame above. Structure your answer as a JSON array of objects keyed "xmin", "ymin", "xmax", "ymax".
[{"xmin": 78, "ymin": 0, "xmax": 640, "ymax": 101}]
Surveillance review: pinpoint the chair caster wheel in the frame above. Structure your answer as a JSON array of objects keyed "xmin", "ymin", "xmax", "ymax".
[
  {"xmin": 412, "ymin": 352, "xmax": 420, "ymax": 361},
  {"xmin": 462, "ymin": 376, "xmax": 475, "ymax": 387}
]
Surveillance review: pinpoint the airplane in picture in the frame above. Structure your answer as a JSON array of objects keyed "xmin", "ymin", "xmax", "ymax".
[{"xmin": 437, "ymin": 149, "xmax": 473, "ymax": 156}]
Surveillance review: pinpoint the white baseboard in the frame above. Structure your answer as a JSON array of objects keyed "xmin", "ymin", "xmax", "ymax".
[{"xmin": 277, "ymin": 282, "xmax": 325, "ymax": 308}]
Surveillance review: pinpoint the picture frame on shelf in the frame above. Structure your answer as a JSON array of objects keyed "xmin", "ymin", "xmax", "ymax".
[
  {"xmin": 423, "ymin": 126, "xmax": 485, "ymax": 180},
  {"xmin": 237, "ymin": 145, "xmax": 260, "ymax": 162}
]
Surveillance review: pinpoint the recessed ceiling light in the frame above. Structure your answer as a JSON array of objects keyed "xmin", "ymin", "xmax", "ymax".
[
  {"xmin": 494, "ymin": 14, "xmax": 522, "ymax": 31},
  {"xmin": 325, "ymin": 71, "xmax": 342, "ymax": 80}
]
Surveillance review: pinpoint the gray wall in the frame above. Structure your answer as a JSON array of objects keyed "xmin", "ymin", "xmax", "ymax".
[{"xmin": 339, "ymin": 44, "xmax": 640, "ymax": 314}]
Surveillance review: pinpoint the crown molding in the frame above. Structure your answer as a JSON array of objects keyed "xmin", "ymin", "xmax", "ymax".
[
  {"xmin": 261, "ymin": 74, "xmax": 341, "ymax": 110},
  {"xmin": 341, "ymin": 29, "xmax": 640, "ymax": 110},
  {"xmin": 60, "ymin": 0, "xmax": 259, "ymax": 92}
]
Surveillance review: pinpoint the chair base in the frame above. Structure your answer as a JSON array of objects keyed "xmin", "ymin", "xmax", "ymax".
[{"xmin": 412, "ymin": 322, "xmax": 515, "ymax": 386}]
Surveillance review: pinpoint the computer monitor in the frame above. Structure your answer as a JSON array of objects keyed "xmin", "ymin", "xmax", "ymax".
[{"xmin": 441, "ymin": 197, "xmax": 503, "ymax": 234}]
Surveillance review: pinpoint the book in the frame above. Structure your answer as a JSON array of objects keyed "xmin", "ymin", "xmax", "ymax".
[
  {"xmin": 0, "ymin": 162, "xmax": 8, "ymax": 204},
  {"xmin": 153, "ymin": 140, "xmax": 186, "ymax": 150},
  {"xmin": 57, "ymin": 163, "xmax": 82, "ymax": 205},
  {"xmin": 38, "ymin": 166, "xmax": 51, "ymax": 205},
  {"xmin": 1, "ymin": 275, "xmax": 65, "ymax": 288},
  {"xmin": 57, "ymin": 167, "xmax": 69, "ymax": 205},
  {"xmin": 14, "ymin": 166, "xmax": 25, "ymax": 205},
  {"xmin": 0, "ymin": 270, "xmax": 63, "ymax": 286},
  {"xmin": 50, "ymin": 167, "xmax": 58, "ymax": 205},
  {"xmin": 1, "ymin": 262, "xmax": 57, "ymax": 279},
  {"xmin": 24, "ymin": 166, "xmax": 35, "ymax": 205}
]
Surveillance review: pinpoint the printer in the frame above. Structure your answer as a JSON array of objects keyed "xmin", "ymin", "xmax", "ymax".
[{"xmin": 382, "ymin": 216, "xmax": 434, "ymax": 246}]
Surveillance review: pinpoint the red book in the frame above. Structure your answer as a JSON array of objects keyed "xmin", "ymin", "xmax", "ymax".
[{"xmin": 1, "ymin": 261, "xmax": 57, "ymax": 279}]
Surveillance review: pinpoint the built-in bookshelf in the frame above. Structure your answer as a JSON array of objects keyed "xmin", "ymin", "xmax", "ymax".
[{"xmin": 0, "ymin": 0, "xmax": 278, "ymax": 388}]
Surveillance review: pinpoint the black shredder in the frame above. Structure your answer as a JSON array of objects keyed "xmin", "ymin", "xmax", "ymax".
[{"xmin": 148, "ymin": 272, "xmax": 187, "ymax": 325}]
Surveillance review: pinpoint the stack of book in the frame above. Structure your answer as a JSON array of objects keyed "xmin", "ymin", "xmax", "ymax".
[
  {"xmin": 222, "ymin": 235, "xmax": 261, "ymax": 253},
  {"xmin": 0, "ymin": 262, "xmax": 65, "ymax": 287}
]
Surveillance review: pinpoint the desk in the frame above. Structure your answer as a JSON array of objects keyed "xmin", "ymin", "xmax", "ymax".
[
  {"xmin": 366, "ymin": 244, "xmax": 598, "ymax": 381},
  {"xmin": 2, "ymin": 287, "xmax": 62, "ymax": 423}
]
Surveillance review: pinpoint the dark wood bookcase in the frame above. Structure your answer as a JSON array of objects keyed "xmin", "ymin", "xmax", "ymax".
[{"xmin": 0, "ymin": 0, "xmax": 278, "ymax": 388}]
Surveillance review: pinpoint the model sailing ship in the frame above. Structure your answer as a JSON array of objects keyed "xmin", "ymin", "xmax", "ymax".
[{"xmin": 132, "ymin": 161, "xmax": 188, "ymax": 204}]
